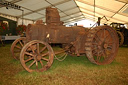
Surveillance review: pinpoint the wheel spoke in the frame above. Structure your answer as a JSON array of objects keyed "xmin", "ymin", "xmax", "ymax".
[
  {"xmin": 41, "ymin": 52, "xmax": 49, "ymax": 57},
  {"xmin": 94, "ymin": 37, "xmax": 99, "ymax": 43},
  {"xmin": 104, "ymin": 49, "xmax": 109, "ymax": 58},
  {"xmin": 42, "ymin": 58, "xmax": 49, "ymax": 61},
  {"xmin": 19, "ymin": 40, "xmax": 23, "ymax": 47},
  {"xmin": 37, "ymin": 43, "xmax": 40, "ymax": 54},
  {"xmin": 30, "ymin": 45, "xmax": 35, "ymax": 53},
  {"xmin": 25, "ymin": 52, "xmax": 35, "ymax": 57},
  {"xmin": 105, "ymin": 36, "xmax": 112, "ymax": 42},
  {"xmin": 40, "ymin": 46, "xmax": 47, "ymax": 53},
  {"xmin": 100, "ymin": 30, "xmax": 103, "ymax": 38},
  {"xmin": 105, "ymin": 42, "xmax": 113, "ymax": 50},
  {"xmin": 92, "ymin": 47, "xmax": 98, "ymax": 51},
  {"xmin": 104, "ymin": 33, "xmax": 109, "ymax": 41},
  {"xmin": 15, "ymin": 45, "xmax": 21, "ymax": 49},
  {"xmin": 92, "ymin": 42, "xmax": 99, "ymax": 45},
  {"xmin": 108, "ymin": 41, "xmax": 113, "ymax": 44},
  {"xmin": 103, "ymin": 29, "xmax": 106, "ymax": 39},
  {"xmin": 92, "ymin": 50, "xmax": 97, "ymax": 55},
  {"xmin": 22, "ymin": 39, "xmax": 26, "ymax": 45},
  {"xmin": 36, "ymin": 61, "xmax": 38, "ymax": 70},
  {"xmin": 95, "ymin": 34, "xmax": 102, "ymax": 42},
  {"xmin": 106, "ymin": 48, "xmax": 113, "ymax": 55},
  {"xmin": 40, "ymin": 60, "xmax": 44, "ymax": 67},
  {"xmin": 96, "ymin": 50, "xmax": 103, "ymax": 61},
  {"xmin": 96, "ymin": 51, "xmax": 101, "ymax": 61},
  {"xmin": 99, "ymin": 50, "xmax": 102, "ymax": 55},
  {"xmin": 96, "ymin": 56, "xmax": 102, "ymax": 61},
  {"xmin": 96, "ymin": 51, "xmax": 100, "ymax": 60},
  {"xmin": 107, "ymin": 45, "xmax": 113, "ymax": 49},
  {"xmin": 27, "ymin": 47, "xmax": 32, "ymax": 52},
  {"xmin": 25, "ymin": 57, "xmax": 34, "ymax": 63},
  {"xmin": 28, "ymin": 60, "xmax": 36, "ymax": 68},
  {"xmin": 102, "ymin": 51, "xmax": 106, "ymax": 57}
]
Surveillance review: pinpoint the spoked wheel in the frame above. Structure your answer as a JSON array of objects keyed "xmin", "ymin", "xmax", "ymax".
[
  {"xmin": 85, "ymin": 26, "xmax": 119, "ymax": 65},
  {"xmin": 116, "ymin": 31, "xmax": 124, "ymax": 46},
  {"xmin": 20, "ymin": 40, "xmax": 54, "ymax": 72},
  {"xmin": 11, "ymin": 37, "xmax": 26, "ymax": 60}
]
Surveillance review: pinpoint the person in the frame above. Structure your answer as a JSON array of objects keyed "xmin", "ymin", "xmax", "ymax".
[{"xmin": 97, "ymin": 17, "xmax": 101, "ymax": 26}]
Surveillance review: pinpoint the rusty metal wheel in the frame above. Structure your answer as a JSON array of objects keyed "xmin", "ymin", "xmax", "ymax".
[
  {"xmin": 85, "ymin": 26, "xmax": 119, "ymax": 65},
  {"xmin": 117, "ymin": 31, "xmax": 124, "ymax": 46},
  {"xmin": 11, "ymin": 37, "xmax": 26, "ymax": 60},
  {"xmin": 20, "ymin": 40, "xmax": 54, "ymax": 72}
]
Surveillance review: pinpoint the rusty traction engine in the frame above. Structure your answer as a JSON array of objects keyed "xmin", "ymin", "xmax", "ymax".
[{"xmin": 11, "ymin": 7, "xmax": 119, "ymax": 72}]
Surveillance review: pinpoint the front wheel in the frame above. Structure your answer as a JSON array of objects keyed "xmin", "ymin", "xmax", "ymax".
[
  {"xmin": 85, "ymin": 26, "xmax": 119, "ymax": 65},
  {"xmin": 20, "ymin": 40, "xmax": 54, "ymax": 72}
]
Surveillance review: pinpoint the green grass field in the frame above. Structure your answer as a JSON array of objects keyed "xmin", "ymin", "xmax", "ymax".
[{"xmin": 0, "ymin": 43, "xmax": 128, "ymax": 85}]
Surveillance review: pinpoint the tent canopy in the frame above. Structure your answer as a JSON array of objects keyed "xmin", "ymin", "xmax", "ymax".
[{"xmin": 0, "ymin": 0, "xmax": 128, "ymax": 25}]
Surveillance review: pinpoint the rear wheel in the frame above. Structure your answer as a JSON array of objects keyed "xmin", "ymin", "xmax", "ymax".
[
  {"xmin": 11, "ymin": 37, "xmax": 26, "ymax": 60},
  {"xmin": 20, "ymin": 40, "xmax": 54, "ymax": 72},
  {"xmin": 85, "ymin": 26, "xmax": 119, "ymax": 65}
]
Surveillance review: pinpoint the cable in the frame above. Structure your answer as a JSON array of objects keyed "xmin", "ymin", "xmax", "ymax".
[
  {"xmin": 22, "ymin": 10, "xmax": 24, "ymax": 25},
  {"xmin": 54, "ymin": 52, "xmax": 68, "ymax": 61}
]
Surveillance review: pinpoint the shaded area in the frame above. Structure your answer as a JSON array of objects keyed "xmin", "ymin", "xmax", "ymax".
[{"xmin": 0, "ymin": 16, "xmax": 17, "ymax": 35}]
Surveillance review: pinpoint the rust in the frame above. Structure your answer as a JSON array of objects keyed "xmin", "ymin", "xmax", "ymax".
[{"xmin": 11, "ymin": 7, "xmax": 119, "ymax": 72}]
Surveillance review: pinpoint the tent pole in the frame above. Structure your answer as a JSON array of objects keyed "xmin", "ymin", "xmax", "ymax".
[
  {"xmin": 94, "ymin": 0, "xmax": 95, "ymax": 21},
  {"xmin": 22, "ymin": 10, "xmax": 24, "ymax": 25}
]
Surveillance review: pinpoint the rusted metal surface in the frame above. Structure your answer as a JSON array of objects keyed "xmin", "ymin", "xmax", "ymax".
[
  {"xmin": 11, "ymin": 7, "xmax": 119, "ymax": 72},
  {"xmin": 46, "ymin": 7, "xmax": 64, "ymax": 26}
]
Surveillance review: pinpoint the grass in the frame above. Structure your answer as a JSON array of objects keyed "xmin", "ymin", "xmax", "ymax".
[{"xmin": 0, "ymin": 43, "xmax": 128, "ymax": 85}]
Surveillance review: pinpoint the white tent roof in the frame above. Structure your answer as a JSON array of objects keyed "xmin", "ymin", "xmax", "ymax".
[{"xmin": 0, "ymin": 0, "xmax": 128, "ymax": 25}]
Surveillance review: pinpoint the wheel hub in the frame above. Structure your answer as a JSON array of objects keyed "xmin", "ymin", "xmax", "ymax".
[
  {"xmin": 36, "ymin": 55, "xmax": 41, "ymax": 61},
  {"xmin": 104, "ymin": 43, "xmax": 108, "ymax": 49}
]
